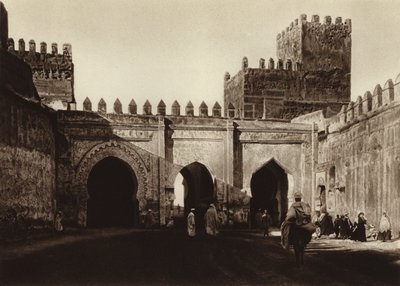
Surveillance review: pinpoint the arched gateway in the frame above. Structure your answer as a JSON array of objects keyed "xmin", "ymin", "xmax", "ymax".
[
  {"xmin": 87, "ymin": 157, "xmax": 139, "ymax": 227},
  {"xmin": 172, "ymin": 162, "xmax": 215, "ymax": 229},
  {"xmin": 250, "ymin": 159, "xmax": 289, "ymax": 227},
  {"xmin": 73, "ymin": 141, "xmax": 149, "ymax": 227}
]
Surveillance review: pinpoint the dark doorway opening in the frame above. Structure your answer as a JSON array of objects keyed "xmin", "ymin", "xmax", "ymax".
[
  {"xmin": 174, "ymin": 162, "xmax": 215, "ymax": 230},
  {"xmin": 87, "ymin": 157, "xmax": 139, "ymax": 228},
  {"xmin": 250, "ymin": 160, "xmax": 288, "ymax": 227}
]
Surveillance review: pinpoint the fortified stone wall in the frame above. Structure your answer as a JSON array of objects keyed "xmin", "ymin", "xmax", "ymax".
[
  {"xmin": 0, "ymin": 49, "xmax": 56, "ymax": 232},
  {"xmin": 224, "ymin": 14, "xmax": 351, "ymax": 121},
  {"xmin": 56, "ymin": 96, "xmax": 313, "ymax": 228},
  {"xmin": 224, "ymin": 61, "xmax": 349, "ymax": 120},
  {"xmin": 234, "ymin": 120, "xmax": 313, "ymax": 204},
  {"xmin": 56, "ymin": 109, "xmax": 164, "ymax": 227},
  {"xmin": 295, "ymin": 73, "xmax": 400, "ymax": 237},
  {"xmin": 3, "ymin": 0, "xmax": 398, "ymax": 234},
  {"xmin": 165, "ymin": 116, "xmax": 233, "ymax": 211},
  {"xmin": 6, "ymin": 38, "xmax": 74, "ymax": 110},
  {"xmin": 277, "ymin": 14, "xmax": 351, "ymax": 73},
  {"xmin": 57, "ymin": 98, "xmax": 230, "ymax": 227}
]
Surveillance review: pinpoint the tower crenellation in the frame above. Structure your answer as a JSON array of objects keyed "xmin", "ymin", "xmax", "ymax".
[
  {"xmin": 315, "ymin": 72, "xmax": 400, "ymax": 135},
  {"xmin": 157, "ymin": 100, "xmax": 166, "ymax": 116},
  {"xmin": 79, "ymin": 99, "xmax": 227, "ymax": 119},
  {"xmin": 6, "ymin": 37, "xmax": 74, "ymax": 110},
  {"xmin": 224, "ymin": 13, "xmax": 351, "ymax": 119},
  {"xmin": 276, "ymin": 14, "xmax": 351, "ymax": 73}
]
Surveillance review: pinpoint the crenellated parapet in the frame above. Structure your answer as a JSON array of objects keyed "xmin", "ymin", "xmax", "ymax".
[
  {"xmin": 6, "ymin": 37, "xmax": 74, "ymax": 109},
  {"xmin": 80, "ymin": 98, "xmax": 224, "ymax": 119},
  {"xmin": 7, "ymin": 38, "xmax": 73, "ymax": 79},
  {"xmin": 310, "ymin": 72, "xmax": 400, "ymax": 134},
  {"xmin": 222, "ymin": 14, "xmax": 351, "ymax": 119},
  {"xmin": 276, "ymin": 14, "xmax": 351, "ymax": 73},
  {"xmin": 224, "ymin": 55, "xmax": 350, "ymax": 119}
]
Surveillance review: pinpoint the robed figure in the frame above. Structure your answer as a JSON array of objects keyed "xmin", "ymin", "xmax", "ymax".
[
  {"xmin": 377, "ymin": 212, "xmax": 391, "ymax": 242},
  {"xmin": 281, "ymin": 192, "xmax": 315, "ymax": 250},
  {"xmin": 351, "ymin": 212, "xmax": 367, "ymax": 242},
  {"xmin": 187, "ymin": 208, "xmax": 196, "ymax": 237},
  {"xmin": 204, "ymin": 204, "xmax": 219, "ymax": 236}
]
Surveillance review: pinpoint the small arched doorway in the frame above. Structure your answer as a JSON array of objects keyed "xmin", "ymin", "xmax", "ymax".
[
  {"xmin": 87, "ymin": 156, "xmax": 139, "ymax": 228},
  {"xmin": 173, "ymin": 162, "xmax": 215, "ymax": 230},
  {"xmin": 250, "ymin": 159, "xmax": 288, "ymax": 227}
]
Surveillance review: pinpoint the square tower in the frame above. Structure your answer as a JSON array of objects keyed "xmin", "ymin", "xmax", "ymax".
[
  {"xmin": 276, "ymin": 14, "xmax": 351, "ymax": 73},
  {"xmin": 224, "ymin": 14, "xmax": 351, "ymax": 120}
]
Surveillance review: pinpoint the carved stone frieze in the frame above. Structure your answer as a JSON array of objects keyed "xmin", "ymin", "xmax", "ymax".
[{"xmin": 112, "ymin": 129, "xmax": 154, "ymax": 141}]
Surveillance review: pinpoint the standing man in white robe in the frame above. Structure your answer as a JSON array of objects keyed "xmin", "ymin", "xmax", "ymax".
[{"xmin": 187, "ymin": 208, "xmax": 196, "ymax": 237}]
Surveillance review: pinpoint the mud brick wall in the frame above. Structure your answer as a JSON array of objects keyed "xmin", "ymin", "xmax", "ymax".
[
  {"xmin": 314, "ymin": 74, "xmax": 400, "ymax": 237},
  {"xmin": 0, "ymin": 89, "xmax": 56, "ymax": 230}
]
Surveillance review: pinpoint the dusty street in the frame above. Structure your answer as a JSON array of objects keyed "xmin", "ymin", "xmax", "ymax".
[{"xmin": 1, "ymin": 229, "xmax": 399, "ymax": 285}]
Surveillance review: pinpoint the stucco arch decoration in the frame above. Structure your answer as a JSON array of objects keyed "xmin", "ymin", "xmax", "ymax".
[{"xmin": 73, "ymin": 140, "xmax": 149, "ymax": 226}]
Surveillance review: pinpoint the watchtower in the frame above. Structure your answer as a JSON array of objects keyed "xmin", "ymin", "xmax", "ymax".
[
  {"xmin": 276, "ymin": 14, "xmax": 351, "ymax": 73},
  {"xmin": 224, "ymin": 14, "xmax": 351, "ymax": 120}
]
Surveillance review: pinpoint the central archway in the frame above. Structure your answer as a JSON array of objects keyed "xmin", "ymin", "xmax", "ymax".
[
  {"xmin": 250, "ymin": 159, "xmax": 289, "ymax": 227},
  {"xmin": 173, "ymin": 162, "xmax": 215, "ymax": 230},
  {"xmin": 87, "ymin": 156, "xmax": 139, "ymax": 228}
]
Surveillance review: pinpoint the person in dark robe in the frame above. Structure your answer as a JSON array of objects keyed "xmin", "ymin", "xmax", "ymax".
[
  {"xmin": 205, "ymin": 204, "xmax": 219, "ymax": 236},
  {"xmin": 351, "ymin": 212, "xmax": 367, "ymax": 242},
  {"xmin": 341, "ymin": 214, "xmax": 353, "ymax": 238},
  {"xmin": 340, "ymin": 214, "xmax": 353, "ymax": 239},
  {"xmin": 261, "ymin": 210, "xmax": 272, "ymax": 238},
  {"xmin": 333, "ymin": 215, "xmax": 341, "ymax": 238},
  {"xmin": 255, "ymin": 209, "xmax": 263, "ymax": 230},
  {"xmin": 339, "ymin": 215, "xmax": 347, "ymax": 238},
  {"xmin": 319, "ymin": 212, "xmax": 334, "ymax": 236},
  {"xmin": 281, "ymin": 192, "xmax": 315, "ymax": 249}
]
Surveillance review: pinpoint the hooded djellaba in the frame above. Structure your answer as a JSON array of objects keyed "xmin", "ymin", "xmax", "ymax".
[
  {"xmin": 377, "ymin": 212, "xmax": 391, "ymax": 242},
  {"xmin": 205, "ymin": 203, "xmax": 219, "ymax": 236},
  {"xmin": 281, "ymin": 192, "xmax": 316, "ymax": 250}
]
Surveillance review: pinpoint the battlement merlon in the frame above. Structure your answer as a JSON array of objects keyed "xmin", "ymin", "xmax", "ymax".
[
  {"xmin": 224, "ymin": 56, "xmax": 351, "ymax": 120},
  {"xmin": 6, "ymin": 38, "xmax": 75, "ymax": 110},
  {"xmin": 7, "ymin": 38, "xmax": 72, "ymax": 60},
  {"xmin": 276, "ymin": 14, "xmax": 352, "ymax": 73},
  {"xmin": 82, "ymin": 98, "xmax": 224, "ymax": 118}
]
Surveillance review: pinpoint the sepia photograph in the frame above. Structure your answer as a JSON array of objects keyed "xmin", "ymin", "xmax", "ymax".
[{"xmin": 1, "ymin": 0, "xmax": 399, "ymax": 285}]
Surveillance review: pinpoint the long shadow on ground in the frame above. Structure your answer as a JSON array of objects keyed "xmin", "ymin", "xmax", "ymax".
[{"xmin": 1, "ymin": 230, "xmax": 399, "ymax": 285}]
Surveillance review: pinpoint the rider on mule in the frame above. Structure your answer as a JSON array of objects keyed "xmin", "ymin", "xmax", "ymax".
[{"xmin": 281, "ymin": 192, "xmax": 316, "ymax": 266}]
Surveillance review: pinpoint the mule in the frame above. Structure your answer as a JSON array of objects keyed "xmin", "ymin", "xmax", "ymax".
[{"xmin": 290, "ymin": 227, "xmax": 311, "ymax": 267}]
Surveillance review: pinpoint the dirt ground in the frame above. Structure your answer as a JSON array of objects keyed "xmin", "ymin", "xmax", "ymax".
[{"xmin": 1, "ymin": 229, "xmax": 399, "ymax": 285}]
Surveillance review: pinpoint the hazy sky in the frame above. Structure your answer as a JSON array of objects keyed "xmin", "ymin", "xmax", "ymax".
[{"xmin": 5, "ymin": 0, "xmax": 400, "ymax": 114}]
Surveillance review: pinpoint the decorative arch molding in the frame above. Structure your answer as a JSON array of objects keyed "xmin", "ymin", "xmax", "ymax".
[{"xmin": 73, "ymin": 140, "xmax": 150, "ymax": 226}]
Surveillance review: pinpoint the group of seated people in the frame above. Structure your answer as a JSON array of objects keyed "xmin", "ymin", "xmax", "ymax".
[{"xmin": 312, "ymin": 210, "xmax": 392, "ymax": 242}]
